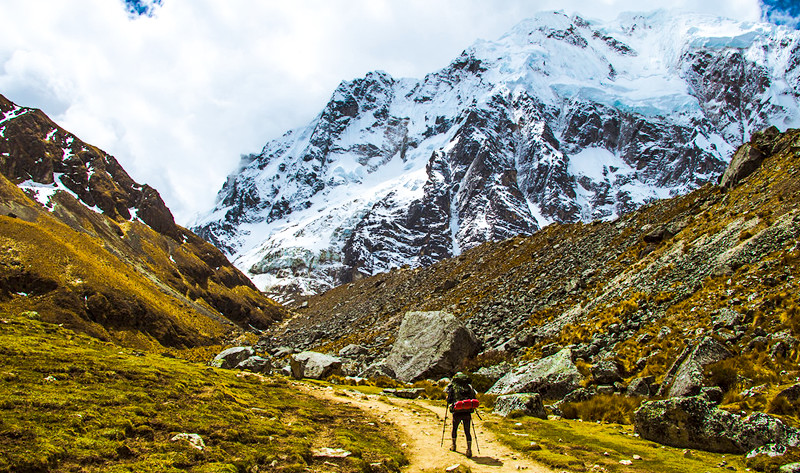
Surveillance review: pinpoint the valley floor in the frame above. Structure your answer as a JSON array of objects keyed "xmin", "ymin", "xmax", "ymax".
[
  {"xmin": 296, "ymin": 382, "xmax": 555, "ymax": 473},
  {"xmin": 298, "ymin": 381, "xmax": 754, "ymax": 473}
]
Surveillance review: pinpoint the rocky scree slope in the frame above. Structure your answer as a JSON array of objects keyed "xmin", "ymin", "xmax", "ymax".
[
  {"xmin": 264, "ymin": 127, "xmax": 800, "ymax": 403},
  {"xmin": 194, "ymin": 10, "xmax": 800, "ymax": 300},
  {"xmin": 0, "ymin": 94, "xmax": 287, "ymax": 350}
]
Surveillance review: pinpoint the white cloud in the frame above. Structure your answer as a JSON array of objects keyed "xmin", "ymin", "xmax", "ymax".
[{"xmin": 0, "ymin": 0, "xmax": 763, "ymax": 223}]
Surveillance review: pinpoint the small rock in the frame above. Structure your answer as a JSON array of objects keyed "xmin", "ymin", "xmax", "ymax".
[
  {"xmin": 310, "ymin": 447, "xmax": 351, "ymax": 459},
  {"xmin": 619, "ymin": 459, "xmax": 633, "ymax": 465},
  {"xmin": 171, "ymin": 433, "xmax": 205, "ymax": 451},
  {"xmin": 776, "ymin": 383, "xmax": 800, "ymax": 402}
]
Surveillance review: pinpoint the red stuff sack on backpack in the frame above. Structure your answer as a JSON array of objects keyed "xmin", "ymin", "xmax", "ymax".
[{"xmin": 453, "ymin": 399, "xmax": 479, "ymax": 412}]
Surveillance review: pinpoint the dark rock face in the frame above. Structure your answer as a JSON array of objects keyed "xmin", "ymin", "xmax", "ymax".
[
  {"xmin": 384, "ymin": 311, "xmax": 480, "ymax": 383},
  {"xmin": 0, "ymin": 95, "xmax": 181, "ymax": 241},
  {"xmin": 681, "ymin": 49, "xmax": 778, "ymax": 145},
  {"xmin": 634, "ymin": 396, "xmax": 800, "ymax": 454}
]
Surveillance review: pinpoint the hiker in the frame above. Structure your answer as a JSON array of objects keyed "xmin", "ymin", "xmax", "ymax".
[{"xmin": 445, "ymin": 372, "xmax": 479, "ymax": 458}]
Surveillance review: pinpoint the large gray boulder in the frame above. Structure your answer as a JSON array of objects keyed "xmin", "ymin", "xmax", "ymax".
[
  {"xmin": 210, "ymin": 346, "xmax": 255, "ymax": 369},
  {"xmin": 384, "ymin": 311, "xmax": 480, "ymax": 383},
  {"xmin": 659, "ymin": 337, "xmax": 733, "ymax": 398},
  {"xmin": 290, "ymin": 351, "xmax": 343, "ymax": 379},
  {"xmin": 634, "ymin": 395, "xmax": 800, "ymax": 454},
  {"xmin": 494, "ymin": 393, "xmax": 547, "ymax": 419},
  {"xmin": 487, "ymin": 348, "xmax": 583, "ymax": 399}
]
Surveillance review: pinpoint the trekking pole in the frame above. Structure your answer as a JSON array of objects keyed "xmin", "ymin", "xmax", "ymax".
[
  {"xmin": 440, "ymin": 406, "xmax": 448, "ymax": 447},
  {"xmin": 471, "ymin": 415, "xmax": 481, "ymax": 455}
]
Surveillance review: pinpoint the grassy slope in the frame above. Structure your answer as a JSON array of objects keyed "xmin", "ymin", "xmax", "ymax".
[{"xmin": 0, "ymin": 310, "xmax": 406, "ymax": 473}]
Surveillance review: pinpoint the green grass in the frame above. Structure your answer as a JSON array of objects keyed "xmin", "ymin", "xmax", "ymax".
[
  {"xmin": 483, "ymin": 414, "xmax": 746, "ymax": 473},
  {"xmin": 0, "ymin": 311, "xmax": 406, "ymax": 473}
]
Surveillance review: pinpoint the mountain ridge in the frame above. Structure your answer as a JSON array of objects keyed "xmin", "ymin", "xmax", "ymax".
[
  {"xmin": 193, "ymin": 10, "xmax": 800, "ymax": 301},
  {"xmin": 0, "ymin": 93, "xmax": 287, "ymax": 350}
]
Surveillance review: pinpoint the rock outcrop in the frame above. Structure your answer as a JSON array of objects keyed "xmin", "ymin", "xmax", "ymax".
[
  {"xmin": 634, "ymin": 396, "xmax": 800, "ymax": 454},
  {"xmin": 384, "ymin": 311, "xmax": 480, "ymax": 383},
  {"xmin": 493, "ymin": 393, "xmax": 547, "ymax": 419},
  {"xmin": 719, "ymin": 126, "xmax": 780, "ymax": 188},
  {"xmin": 487, "ymin": 349, "xmax": 582, "ymax": 398},
  {"xmin": 659, "ymin": 337, "xmax": 733, "ymax": 398}
]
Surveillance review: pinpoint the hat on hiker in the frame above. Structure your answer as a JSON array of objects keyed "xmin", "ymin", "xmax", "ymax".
[{"xmin": 453, "ymin": 372, "xmax": 469, "ymax": 383}]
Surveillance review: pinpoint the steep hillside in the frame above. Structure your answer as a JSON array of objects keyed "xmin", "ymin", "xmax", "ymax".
[
  {"xmin": 266, "ymin": 126, "xmax": 800, "ymax": 397},
  {"xmin": 0, "ymin": 94, "xmax": 287, "ymax": 350},
  {"xmin": 194, "ymin": 11, "xmax": 800, "ymax": 299}
]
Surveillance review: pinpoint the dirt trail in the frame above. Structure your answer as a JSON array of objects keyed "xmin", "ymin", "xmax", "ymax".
[{"xmin": 299, "ymin": 383, "xmax": 557, "ymax": 473}]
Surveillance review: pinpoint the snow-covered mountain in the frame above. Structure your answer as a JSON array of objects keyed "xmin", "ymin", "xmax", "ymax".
[{"xmin": 193, "ymin": 10, "xmax": 800, "ymax": 300}]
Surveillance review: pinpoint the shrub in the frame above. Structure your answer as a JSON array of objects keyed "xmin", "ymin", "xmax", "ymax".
[
  {"xmin": 558, "ymin": 395, "xmax": 644, "ymax": 424},
  {"xmin": 465, "ymin": 372, "xmax": 494, "ymax": 393},
  {"xmin": 706, "ymin": 360, "xmax": 740, "ymax": 393},
  {"xmin": 766, "ymin": 395, "xmax": 798, "ymax": 417},
  {"xmin": 411, "ymin": 380, "xmax": 445, "ymax": 400}
]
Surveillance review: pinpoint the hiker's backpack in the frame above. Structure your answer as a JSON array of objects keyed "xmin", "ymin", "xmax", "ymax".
[{"xmin": 449, "ymin": 382, "xmax": 479, "ymax": 413}]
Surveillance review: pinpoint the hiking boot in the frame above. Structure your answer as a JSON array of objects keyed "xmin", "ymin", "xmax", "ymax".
[
  {"xmin": 450, "ymin": 437, "xmax": 457, "ymax": 452},
  {"xmin": 466, "ymin": 441, "xmax": 472, "ymax": 458}
]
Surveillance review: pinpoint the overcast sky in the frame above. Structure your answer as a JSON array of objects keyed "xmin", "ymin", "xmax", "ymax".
[{"xmin": 0, "ymin": 0, "xmax": 772, "ymax": 223}]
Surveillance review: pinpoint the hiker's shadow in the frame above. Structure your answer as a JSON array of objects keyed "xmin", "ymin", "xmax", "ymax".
[{"xmin": 471, "ymin": 456, "xmax": 503, "ymax": 466}]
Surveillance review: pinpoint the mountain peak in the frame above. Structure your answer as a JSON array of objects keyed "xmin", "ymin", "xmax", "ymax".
[{"xmin": 193, "ymin": 11, "xmax": 800, "ymax": 302}]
